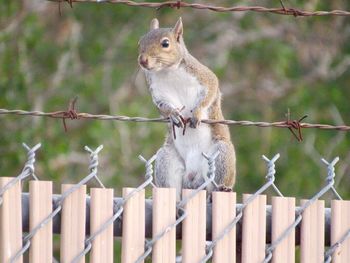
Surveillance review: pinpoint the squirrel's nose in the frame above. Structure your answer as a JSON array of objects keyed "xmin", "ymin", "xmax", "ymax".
[{"xmin": 139, "ymin": 55, "xmax": 148, "ymax": 67}]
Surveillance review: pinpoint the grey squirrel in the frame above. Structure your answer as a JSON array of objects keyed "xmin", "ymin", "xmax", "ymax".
[{"xmin": 138, "ymin": 18, "xmax": 236, "ymax": 200}]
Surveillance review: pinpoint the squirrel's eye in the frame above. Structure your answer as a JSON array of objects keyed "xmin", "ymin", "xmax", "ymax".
[{"xmin": 161, "ymin": 39, "xmax": 170, "ymax": 48}]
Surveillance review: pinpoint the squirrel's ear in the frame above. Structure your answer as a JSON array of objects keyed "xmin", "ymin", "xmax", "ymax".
[
  {"xmin": 150, "ymin": 18, "xmax": 159, "ymax": 30},
  {"xmin": 173, "ymin": 17, "xmax": 183, "ymax": 42}
]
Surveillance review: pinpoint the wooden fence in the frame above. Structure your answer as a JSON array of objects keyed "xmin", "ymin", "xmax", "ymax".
[{"xmin": 0, "ymin": 178, "xmax": 350, "ymax": 263}]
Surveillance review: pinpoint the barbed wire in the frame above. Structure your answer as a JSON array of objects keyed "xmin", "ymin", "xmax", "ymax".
[
  {"xmin": 2, "ymin": 109, "xmax": 350, "ymax": 142},
  {"xmin": 47, "ymin": 0, "xmax": 350, "ymax": 17}
]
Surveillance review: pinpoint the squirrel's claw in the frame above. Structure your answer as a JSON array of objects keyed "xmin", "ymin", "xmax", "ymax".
[
  {"xmin": 170, "ymin": 115, "xmax": 182, "ymax": 128},
  {"xmin": 169, "ymin": 108, "xmax": 185, "ymax": 128},
  {"xmin": 216, "ymin": 184, "xmax": 233, "ymax": 192},
  {"xmin": 170, "ymin": 115, "xmax": 184, "ymax": 128}
]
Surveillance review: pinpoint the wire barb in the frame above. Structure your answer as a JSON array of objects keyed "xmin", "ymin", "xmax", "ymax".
[
  {"xmin": 62, "ymin": 96, "xmax": 79, "ymax": 132},
  {"xmin": 285, "ymin": 109, "xmax": 308, "ymax": 142}
]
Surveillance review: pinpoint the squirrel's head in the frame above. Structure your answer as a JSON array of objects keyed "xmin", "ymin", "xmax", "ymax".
[{"xmin": 138, "ymin": 18, "xmax": 185, "ymax": 72}]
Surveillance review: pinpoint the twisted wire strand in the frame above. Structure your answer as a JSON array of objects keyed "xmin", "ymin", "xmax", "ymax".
[
  {"xmin": 84, "ymin": 145, "xmax": 105, "ymax": 188},
  {"xmin": 263, "ymin": 157, "xmax": 341, "ymax": 263},
  {"xmin": 72, "ymin": 154, "xmax": 157, "ymax": 263},
  {"xmin": 325, "ymin": 228, "xmax": 350, "ymax": 263},
  {"xmin": 263, "ymin": 154, "xmax": 284, "ymax": 197},
  {"xmin": 139, "ymin": 154, "xmax": 157, "ymax": 188},
  {"xmin": 135, "ymin": 207, "xmax": 186, "ymax": 263},
  {"xmin": 321, "ymin": 158, "xmax": 343, "ymax": 201},
  {"xmin": 0, "ymin": 143, "xmax": 41, "ymax": 206},
  {"xmin": 200, "ymin": 153, "xmax": 283, "ymax": 263},
  {"xmin": 47, "ymin": 0, "xmax": 350, "ymax": 17},
  {"xmin": 1, "ymin": 108, "xmax": 350, "ymax": 132},
  {"xmin": 322, "ymin": 157, "xmax": 350, "ymax": 263},
  {"xmin": 203, "ymin": 151, "xmax": 220, "ymax": 189},
  {"xmin": 136, "ymin": 151, "xmax": 220, "ymax": 262},
  {"xmin": 10, "ymin": 145, "xmax": 105, "ymax": 263}
]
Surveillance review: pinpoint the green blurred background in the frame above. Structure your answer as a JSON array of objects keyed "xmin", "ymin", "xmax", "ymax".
[{"xmin": 1, "ymin": 0, "xmax": 350, "ymax": 258}]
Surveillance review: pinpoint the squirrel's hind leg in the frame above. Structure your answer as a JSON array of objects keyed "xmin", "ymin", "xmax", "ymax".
[
  {"xmin": 155, "ymin": 145, "xmax": 185, "ymax": 200},
  {"xmin": 212, "ymin": 140, "xmax": 236, "ymax": 191}
]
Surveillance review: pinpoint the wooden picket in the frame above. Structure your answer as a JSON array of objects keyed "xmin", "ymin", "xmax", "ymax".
[
  {"xmin": 241, "ymin": 194, "xmax": 266, "ymax": 263},
  {"xmin": 29, "ymin": 181, "xmax": 53, "ymax": 263},
  {"xmin": 1, "ymin": 179, "xmax": 350, "ymax": 263},
  {"xmin": 182, "ymin": 189, "xmax": 207, "ymax": 263},
  {"xmin": 300, "ymin": 200, "xmax": 325, "ymax": 263},
  {"xmin": 0, "ymin": 177, "xmax": 23, "ymax": 263},
  {"xmin": 60, "ymin": 184, "xmax": 87, "ymax": 263},
  {"xmin": 271, "ymin": 196, "xmax": 295, "ymax": 263},
  {"xmin": 90, "ymin": 188, "xmax": 114, "ymax": 263},
  {"xmin": 152, "ymin": 187, "xmax": 176, "ymax": 263},
  {"xmin": 212, "ymin": 191, "xmax": 236, "ymax": 263},
  {"xmin": 331, "ymin": 200, "xmax": 350, "ymax": 263},
  {"xmin": 121, "ymin": 188, "xmax": 145, "ymax": 263}
]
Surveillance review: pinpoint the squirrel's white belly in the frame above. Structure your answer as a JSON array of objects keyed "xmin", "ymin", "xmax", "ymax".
[
  {"xmin": 149, "ymin": 67, "xmax": 206, "ymax": 117},
  {"xmin": 174, "ymin": 123, "xmax": 212, "ymax": 176},
  {"xmin": 149, "ymin": 67, "xmax": 213, "ymax": 173}
]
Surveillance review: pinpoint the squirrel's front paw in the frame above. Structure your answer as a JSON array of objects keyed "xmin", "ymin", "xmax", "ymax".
[
  {"xmin": 217, "ymin": 184, "xmax": 233, "ymax": 192},
  {"xmin": 170, "ymin": 108, "xmax": 185, "ymax": 128},
  {"xmin": 189, "ymin": 109, "xmax": 201, "ymax": 128},
  {"xmin": 189, "ymin": 116, "xmax": 201, "ymax": 128}
]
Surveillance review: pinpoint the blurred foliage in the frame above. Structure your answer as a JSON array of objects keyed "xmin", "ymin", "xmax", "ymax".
[{"xmin": 1, "ymin": 0, "xmax": 350, "ymax": 258}]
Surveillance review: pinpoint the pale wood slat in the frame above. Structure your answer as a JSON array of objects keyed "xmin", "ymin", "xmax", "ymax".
[
  {"xmin": 0, "ymin": 177, "xmax": 23, "ymax": 263},
  {"xmin": 300, "ymin": 199, "xmax": 324, "ymax": 263},
  {"xmin": 331, "ymin": 200, "xmax": 350, "ymax": 263},
  {"xmin": 152, "ymin": 188, "xmax": 176, "ymax": 263},
  {"xmin": 212, "ymin": 191, "xmax": 236, "ymax": 263},
  {"xmin": 241, "ymin": 194, "xmax": 266, "ymax": 263},
  {"xmin": 60, "ymin": 184, "xmax": 86, "ymax": 263},
  {"xmin": 271, "ymin": 196, "xmax": 295, "ymax": 263},
  {"xmin": 29, "ymin": 181, "xmax": 53, "ymax": 263},
  {"xmin": 182, "ymin": 189, "xmax": 207, "ymax": 263},
  {"xmin": 121, "ymin": 188, "xmax": 145, "ymax": 263},
  {"xmin": 90, "ymin": 188, "xmax": 114, "ymax": 263}
]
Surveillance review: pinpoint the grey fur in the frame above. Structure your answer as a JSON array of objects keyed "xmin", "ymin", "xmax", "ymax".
[
  {"xmin": 213, "ymin": 140, "xmax": 236, "ymax": 187},
  {"xmin": 154, "ymin": 142, "xmax": 184, "ymax": 199}
]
